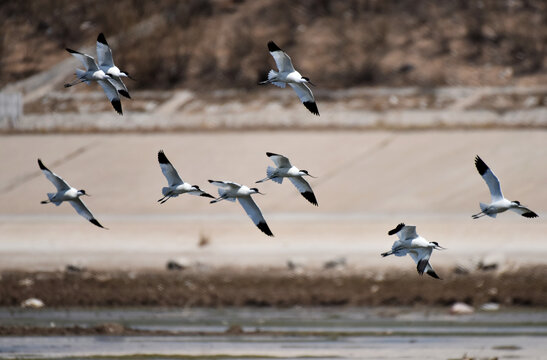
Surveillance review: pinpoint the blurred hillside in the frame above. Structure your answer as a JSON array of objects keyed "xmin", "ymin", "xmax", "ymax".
[{"xmin": 1, "ymin": 0, "xmax": 546, "ymax": 90}]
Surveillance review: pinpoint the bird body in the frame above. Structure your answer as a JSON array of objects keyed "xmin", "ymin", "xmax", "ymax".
[
  {"xmin": 64, "ymin": 48, "xmax": 123, "ymax": 115},
  {"xmin": 256, "ymin": 152, "xmax": 318, "ymax": 206},
  {"xmin": 260, "ymin": 41, "xmax": 319, "ymax": 116},
  {"xmin": 96, "ymin": 33, "xmax": 132, "ymax": 99},
  {"xmin": 381, "ymin": 223, "xmax": 442, "ymax": 279},
  {"xmin": 472, "ymin": 155, "xmax": 538, "ymax": 219},
  {"xmin": 157, "ymin": 150, "xmax": 213, "ymax": 204},
  {"xmin": 208, "ymin": 180, "xmax": 273, "ymax": 236},
  {"xmin": 37, "ymin": 159, "xmax": 106, "ymax": 229}
]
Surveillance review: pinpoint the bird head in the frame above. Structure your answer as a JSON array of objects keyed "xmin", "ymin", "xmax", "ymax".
[
  {"xmin": 300, "ymin": 170, "xmax": 317, "ymax": 178},
  {"xmin": 301, "ymin": 76, "xmax": 315, "ymax": 87},
  {"xmin": 120, "ymin": 70, "xmax": 135, "ymax": 80},
  {"xmin": 250, "ymin": 187, "xmax": 265, "ymax": 195},
  {"xmin": 430, "ymin": 241, "xmax": 445, "ymax": 250},
  {"xmin": 77, "ymin": 189, "xmax": 90, "ymax": 197},
  {"xmin": 512, "ymin": 200, "xmax": 521, "ymax": 206}
]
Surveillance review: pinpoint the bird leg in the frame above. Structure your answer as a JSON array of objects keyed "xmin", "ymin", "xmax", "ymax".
[
  {"xmin": 64, "ymin": 78, "xmax": 86, "ymax": 88},
  {"xmin": 471, "ymin": 211, "xmax": 487, "ymax": 219}
]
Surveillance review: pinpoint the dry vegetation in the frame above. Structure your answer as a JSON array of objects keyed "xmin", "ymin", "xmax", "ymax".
[{"xmin": 1, "ymin": 0, "xmax": 546, "ymax": 90}]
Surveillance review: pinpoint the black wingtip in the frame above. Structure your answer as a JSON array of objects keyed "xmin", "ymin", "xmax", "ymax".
[
  {"xmin": 97, "ymin": 33, "xmax": 108, "ymax": 45},
  {"xmin": 522, "ymin": 211, "xmax": 539, "ymax": 218},
  {"xmin": 208, "ymin": 180, "xmax": 219, "ymax": 184},
  {"xmin": 388, "ymin": 223, "xmax": 405, "ymax": 236},
  {"xmin": 111, "ymin": 99, "xmax": 123, "ymax": 115},
  {"xmin": 65, "ymin": 48, "xmax": 78, "ymax": 54},
  {"xmin": 303, "ymin": 101, "xmax": 320, "ymax": 116},
  {"xmin": 266, "ymin": 152, "xmax": 280, "ymax": 157},
  {"xmin": 118, "ymin": 90, "xmax": 131, "ymax": 99},
  {"xmin": 474, "ymin": 155, "xmax": 488, "ymax": 176},
  {"xmin": 90, "ymin": 218, "xmax": 107, "ymax": 229},
  {"xmin": 301, "ymin": 191, "xmax": 318, "ymax": 206},
  {"xmin": 200, "ymin": 193, "xmax": 215, "ymax": 199},
  {"xmin": 427, "ymin": 270, "xmax": 441, "ymax": 279},
  {"xmin": 416, "ymin": 259, "xmax": 428, "ymax": 275},
  {"xmin": 158, "ymin": 150, "xmax": 170, "ymax": 164},
  {"xmin": 37, "ymin": 159, "xmax": 47, "ymax": 171},
  {"xmin": 257, "ymin": 221, "xmax": 274, "ymax": 237},
  {"xmin": 267, "ymin": 41, "xmax": 282, "ymax": 52}
]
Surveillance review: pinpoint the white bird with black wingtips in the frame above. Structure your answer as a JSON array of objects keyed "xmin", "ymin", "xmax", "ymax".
[
  {"xmin": 64, "ymin": 48, "xmax": 123, "ymax": 115},
  {"xmin": 208, "ymin": 180, "xmax": 273, "ymax": 236},
  {"xmin": 96, "ymin": 33, "xmax": 133, "ymax": 99},
  {"xmin": 381, "ymin": 223, "xmax": 443, "ymax": 279},
  {"xmin": 259, "ymin": 41, "xmax": 319, "ymax": 116},
  {"xmin": 157, "ymin": 150, "xmax": 214, "ymax": 204},
  {"xmin": 37, "ymin": 159, "xmax": 106, "ymax": 229},
  {"xmin": 472, "ymin": 155, "xmax": 538, "ymax": 219},
  {"xmin": 256, "ymin": 152, "xmax": 318, "ymax": 206}
]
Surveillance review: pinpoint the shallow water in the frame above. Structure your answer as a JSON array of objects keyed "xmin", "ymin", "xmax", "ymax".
[{"xmin": 1, "ymin": 307, "xmax": 546, "ymax": 359}]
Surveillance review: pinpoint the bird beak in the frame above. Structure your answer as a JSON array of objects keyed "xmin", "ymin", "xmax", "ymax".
[
  {"xmin": 436, "ymin": 245, "xmax": 446, "ymax": 250},
  {"xmin": 308, "ymin": 81, "xmax": 316, "ymax": 87},
  {"xmin": 257, "ymin": 191, "xmax": 266, "ymax": 195},
  {"xmin": 306, "ymin": 173, "xmax": 317, "ymax": 178},
  {"xmin": 127, "ymin": 75, "xmax": 136, "ymax": 81}
]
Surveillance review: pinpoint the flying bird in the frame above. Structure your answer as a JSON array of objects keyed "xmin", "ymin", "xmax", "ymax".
[
  {"xmin": 381, "ymin": 223, "xmax": 443, "ymax": 279},
  {"xmin": 64, "ymin": 48, "xmax": 123, "ymax": 115},
  {"xmin": 259, "ymin": 41, "xmax": 319, "ymax": 116},
  {"xmin": 157, "ymin": 150, "xmax": 214, "ymax": 204},
  {"xmin": 37, "ymin": 159, "xmax": 106, "ymax": 229},
  {"xmin": 208, "ymin": 180, "xmax": 273, "ymax": 236},
  {"xmin": 256, "ymin": 152, "xmax": 318, "ymax": 206},
  {"xmin": 96, "ymin": 33, "xmax": 133, "ymax": 99},
  {"xmin": 472, "ymin": 155, "xmax": 538, "ymax": 219}
]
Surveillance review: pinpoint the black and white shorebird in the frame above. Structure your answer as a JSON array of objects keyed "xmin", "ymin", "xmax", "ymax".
[
  {"xmin": 64, "ymin": 48, "xmax": 123, "ymax": 115},
  {"xmin": 37, "ymin": 159, "xmax": 106, "ymax": 229},
  {"xmin": 472, "ymin": 155, "xmax": 538, "ymax": 219},
  {"xmin": 381, "ymin": 223, "xmax": 443, "ymax": 279},
  {"xmin": 208, "ymin": 180, "xmax": 273, "ymax": 236},
  {"xmin": 157, "ymin": 150, "xmax": 214, "ymax": 204},
  {"xmin": 259, "ymin": 41, "xmax": 319, "ymax": 116},
  {"xmin": 96, "ymin": 33, "xmax": 133, "ymax": 99},
  {"xmin": 256, "ymin": 152, "xmax": 318, "ymax": 206}
]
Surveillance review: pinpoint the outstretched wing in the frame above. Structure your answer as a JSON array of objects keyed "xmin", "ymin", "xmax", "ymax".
[
  {"xmin": 288, "ymin": 83, "xmax": 319, "ymax": 116},
  {"xmin": 267, "ymin": 41, "xmax": 295, "ymax": 73},
  {"xmin": 237, "ymin": 197, "xmax": 273, "ymax": 236},
  {"xmin": 98, "ymin": 79, "xmax": 122, "ymax": 115},
  {"xmin": 157, "ymin": 150, "xmax": 184, "ymax": 186},
  {"xmin": 96, "ymin": 33, "xmax": 114, "ymax": 68},
  {"xmin": 475, "ymin": 155, "xmax": 503, "ymax": 202},
  {"xmin": 208, "ymin": 180, "xmax": 241, "ymax": 191},
  {"xmin": 69, "ymin": 198, "xmax": 106, "ymax": 229},
  {"xmin": 408, "ymin": 248, "xmax": 433, "ymax": 275},
  {"xmin": 66, "ymin": 48, "xmax": 99, "ymax": 72},
  {"xmin": 510, "ymin": 205, "xmax": 539, "ymax": 218},
  {"xmin": 388, "ymin": 223, "xmax": 418, "ymax": 241},
  {"xmin": 266, "ymin": 152, "xmax": 292, "ymax": 168},
  {"xmin": 109, "ymin": 76, "xmax": 131, "ymax": 99},
  {"xmin": 38, "ymin": 159, "xmax": 71, "ymax": 191},
  {"xmin": 288, "ymin": 177, "xmax": 318, "ymax": 206}
]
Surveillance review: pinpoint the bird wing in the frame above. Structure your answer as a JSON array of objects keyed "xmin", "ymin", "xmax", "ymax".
[
  {"xmin": 66, "ymin": 49, "xmax": 99, "ymax": 72},
  {"xmin": 96, "ymin": 33, "xmax": 114, "ymax": 68},
  {"xmin": 288, "ymin": 177, "xmax": 318, "ymax": 206},
  {"xmin": 288, "ymin": 83, "xmax": 319, "ymax": 116},
  {"xmin": 38, "ymin": 159, "xmax": 71, "ymax": 191},
  {"xmin": 266, "ymin": 152, "xmax": 292, "ymax": 168},
  {"xmin": 98, "ymin": 79, "xmax": 123, "ymax": 115},
  {"xmin": 157, "ymin": 150, "xmax": 184, "ymax": 186},
  {"xmin": 510, "ymin": 205, "xmax": 539, "ymax": 218},
  {"xmin": 69, "ymin": 198, "xmax": 106, "ymax": 229},
  {"xmin": 475, "ymin": 155, "xmax": 503, "ymax": 202},
  {"xmin": 391, "ymin": 225, "xmax": 418, "ymax": 241},
  {"xmin": 267, "ymin": 41, "xmax": 295, "ymax": 73},
  {"xmin": 237, "ymin": 197, "xmax": 273, "ymax": 236},
  {"xmin": 208, "ymin": 180, "xmax": 241, "ymax": 190},
  {"xmin": 108, "ymin": 76, "xmax": 130, "ymax": 97},
  {"xmin": 408, "ymin": 247, "xmax": 433, "ymax": 275}
]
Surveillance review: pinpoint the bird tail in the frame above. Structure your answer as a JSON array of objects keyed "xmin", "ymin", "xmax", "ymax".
[
  {"xmin": 267, "ymin": 166, "xmax": 283, "ymax": 184},
  {"xmin": 75, "ymin": 69, "xmax": 91, "ymax": 84},
  {"xmin": 218, "ymin": 188, "xmax": 236, "ymax": 202},
  {"xmin": 162, "ymin": 187, "xmax": 176, "ymax": 197},
  {"xmin": 47, "ymin": 193, "xmax": 62, "ymax": 206},
  {"xmin": 480, "ymin": 202, "xmax": 497, "ymax": 218},
  {"xmin": 260, "ymin": 70, "xmax": 285, "ymax": 88}
]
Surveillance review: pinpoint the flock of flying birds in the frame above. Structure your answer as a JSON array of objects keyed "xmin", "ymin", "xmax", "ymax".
[{"xmin": 40, "ymin": 35, "xmax": 538, "ymax": 279}]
